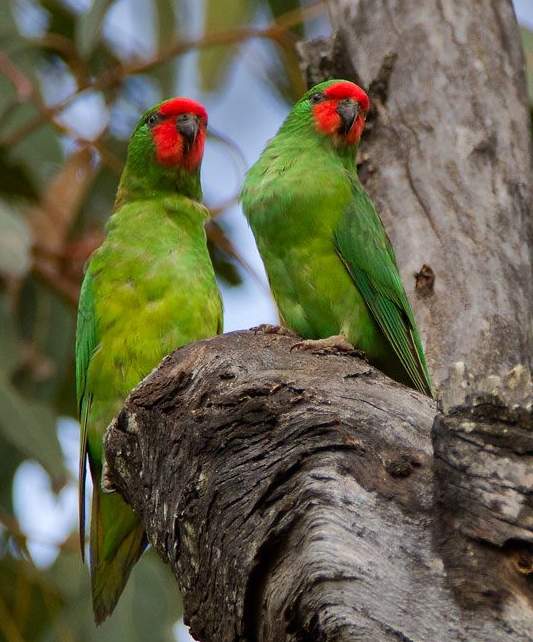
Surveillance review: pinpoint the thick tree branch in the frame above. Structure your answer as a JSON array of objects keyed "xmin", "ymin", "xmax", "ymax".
[{"xmin": 105, "ymin": 331, "xmax": 532, "ymax": 642}]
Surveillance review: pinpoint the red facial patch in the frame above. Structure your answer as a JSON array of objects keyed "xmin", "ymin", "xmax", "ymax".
[
  {"xmin": 159, "ymin": 97, "xmax": 208, "ymax": 122},
  {"xmin": 313, "ymin": 100, "xmax": 342, "ymax": 136},
  {"xmin": 151, "ymin": 97, "xmax": 207, "ymax": 171},
  {"xmin": 312, "ymin": 81, "xmax": 370, "ymax": 145},
  {"xmin": 323, "ymin": 81, "xmax": 370, "ymax": 112}
]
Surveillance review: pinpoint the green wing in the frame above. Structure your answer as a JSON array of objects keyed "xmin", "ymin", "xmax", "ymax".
[
  {"xmin": 334, "ymin": 188, "xmax": 433, "ymax": 397},
  {"xmin": 75, "ymin": 269, "xmax": 98, "ymax": 558}
]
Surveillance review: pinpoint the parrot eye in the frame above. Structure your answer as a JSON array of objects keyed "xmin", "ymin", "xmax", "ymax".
[
  {"xmin": 146, "ymin": 113, "xmax": 160, "ymax": 127},
  {"xmin": 309, "ymin": 92, "xmax": 325, "ymax": 104}
]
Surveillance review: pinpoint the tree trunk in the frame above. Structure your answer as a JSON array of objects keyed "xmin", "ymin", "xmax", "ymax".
[
  {"xmin": 302, "ymin": 0, "xmax": 532, "ymax": 394},
  {"xmin": 105, "ymin": 1, "xmax": 532, "ymax": 640},
  {"xmin": 105, "ymin": 330, "xmax": 532, "ymax": 642}
]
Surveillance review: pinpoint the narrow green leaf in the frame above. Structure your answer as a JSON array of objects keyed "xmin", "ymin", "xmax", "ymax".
[
  {"xmin": 155, "ymin": 0, "xmax": 178, "ymax": 48},
  {"xmin": 153, "ymin": 0, "xmax": 179, "ymax": 97},
  {"xmin": 266, "ymin": 0, "xmax": 304, "ymax": 36},
  {"xmin": 198, "ymin": 0, "xmax": 259, "ymax": 92},
  {"xmin": 0, "ymin": 436, "xmax": 24, "ymax": 512},
  {"xmin": 8, "ymin": 120, "xmax": 64, "ymax": 192},
  {"xmin": 0, "ymin": 200, "xmax": 32, "ymax": 279},
  {"xmin": 45, "ymin": 549, "xmax": 180, "ymax": 642},
  {"xmin": 0, "ymin": 377, "xmax": 65, "ymax": 483},
  {"xmin": 0, "ymin": 148, "xmax": 38, "ymax": 201},
  {"xmin": 208, "ymin": 237, "xmax": 242, "ymax": 286},
  {"xmin": 0, "ymin": 556, "xmax": 62, "ymax": 642},
  {"xmin": 0, "ymin": 294, "xmax": 21, "ymax": 375},
  {"xmin": 76, "ymin": 0, "xmax": 114, "ymax": 58},
  {"xmin": 41, "ymin": 0, "xmax": 77, "ymax": 41}
]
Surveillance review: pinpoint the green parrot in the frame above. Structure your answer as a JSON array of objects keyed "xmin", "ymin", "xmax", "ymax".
[
  {"xmin": 242, "ymin": 80, "xmax": 432, "ymax": 396},
  {"xmin": 76, "ymin": 97, "xmax": 223, "ymax": 623}
]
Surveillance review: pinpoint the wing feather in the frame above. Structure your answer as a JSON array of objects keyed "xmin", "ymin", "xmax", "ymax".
[
  {"xmin": 335, "ymin": 188, "xmax": 432, "ymax": 397},
  {"xmin": 75, "ymin": 270, "xmax": 98, "ymax": 559}
]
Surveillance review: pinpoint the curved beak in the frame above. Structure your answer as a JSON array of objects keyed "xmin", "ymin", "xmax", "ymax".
[
  {"xmin": 177, "ymin": 114, "xmax": 199, "ymax": 149},
  {"xmin": 336, "ymin": 99, "xmax": 359, "ymax": 135}
]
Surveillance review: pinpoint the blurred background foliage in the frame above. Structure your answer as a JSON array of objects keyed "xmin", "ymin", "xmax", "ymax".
[
  {"xmin": 0, "ymin": 1, "xmax": 531, "ymax": 641},
  {"xmin": 0, "ymin": 0, "xmax": 325, "ymax": 640}
]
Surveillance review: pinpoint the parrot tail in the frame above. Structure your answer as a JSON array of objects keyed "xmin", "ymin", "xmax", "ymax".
[{"xmin": 90, "ymin": 487, "xmax": 147, "ymax": 624}]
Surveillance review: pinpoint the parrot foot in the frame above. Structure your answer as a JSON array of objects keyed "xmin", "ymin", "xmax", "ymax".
[
  {"xmin": 290, "ymin": 335, "xmax": 362, "ymax": 356},
  {"xmin": 251, "ymin": 323, "xmax": 298, "ymax": 337}
]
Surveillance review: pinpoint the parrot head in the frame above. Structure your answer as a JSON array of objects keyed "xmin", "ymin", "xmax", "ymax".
[
  {"xmin": 290, "ymin": 80, "xmax": 370, "ymax": 147},
  {"xmin": 139, "ymin": 97, "xmax": 208, "ymax": 172},
  {"xmin": 119, "ymin": 97, "xmax": 208, "ymax": 201}
]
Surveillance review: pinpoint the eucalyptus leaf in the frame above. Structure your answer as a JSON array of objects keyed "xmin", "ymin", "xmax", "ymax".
[
  {"xmin": 0, "ymin": 377, "xmax": 66, "ymax": 483},
  {"xmin": 155, "ymin": 0, "xmax": 178, "ymax": 48},
  {"xmin": 41, "ymin": 0, "xmax": 77, "ymax": 41},
  {"xmin": 0, "ymin": 200, "xmax": 32, "ymax": 278},
  {"xmin": 0, "ymin": 0, "xmax": 18, "ymax": 38},
  {"xmin": 44, "ymin": 549, "xmax": 180, "ymax": 642},
  {"xmin": 0, "ymin": 435, "xmax": 24, "ymax": 512},
  {"xmin": 0, "ymin": 147, "xmax": 38, "ymax": 201},
  {"xmin": 8, "ymin": 122, "xmax": 64, "ymax": 190},
  {"xmin": 13, "ymin": 279, "xmax": 77, "ymax": 414},
  {"xmin": 153, "ymin": 0, "xmax": 180, "ymax": 97},
  {"xmin": 0, "ymin": 294, "xmax": 21, "ymax": 389},
  {"xmin": 76, "ymin": 0, "xmax": 114, "ymax": 58},
  {"xmin": 0, "ymin": 556, "xmax": 62, "ymax": 642},
  {"xmin": 208, "ymin": 237, "xmax": 242, "ymax": 286},
  {"xmin": 266, "ymin": 0, "xmax": 304, "ymax": 36},
  {"xmin": 198, "ymin": 0, "xmax": 259, "ymax": 92}
]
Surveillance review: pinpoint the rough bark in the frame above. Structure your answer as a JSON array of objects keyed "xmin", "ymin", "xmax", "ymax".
[
  {"xmin": 105, "ymin": 331, "xmax": 532, "ymax": 642},
  {"xmin": 104, "ymin": 1, "xmax": 533, "ymax": 641},
  {"xmin": 295, "ymin": 2, "xmax": 533, "ymax": 635},
  {"xmin": 301, "ymin": 0, "xmax": 532, "ymax": 397}
]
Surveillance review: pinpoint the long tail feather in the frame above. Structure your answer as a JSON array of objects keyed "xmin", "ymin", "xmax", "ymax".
[
  {"xmin": 78, "ymin": 395, "xmax": 92, "ymax": 561},
  {"xmin": 90, "ymin": 487, "xmax": 146, "ymax": 624}
]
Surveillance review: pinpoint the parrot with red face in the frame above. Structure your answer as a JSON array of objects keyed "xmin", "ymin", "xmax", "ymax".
[
  {"xmin": 76, "ymin": 97, "xmax": 223, "ymax": 622},
  {"xmin": 242, "ymin": 80, "xmax": 432, "ymax": 396}
]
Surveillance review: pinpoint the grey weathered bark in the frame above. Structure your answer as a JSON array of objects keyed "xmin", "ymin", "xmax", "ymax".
[
  {"xmin": 322, "ymin": 0, "xmax": 531, "ymax": 398},
  {"xmin": 106, "ymin": 331, "xmax": 532, "ymax": 642},
  {"xmin": 105, "ymin": 1, "xmax": 532, "ymax": 641}
]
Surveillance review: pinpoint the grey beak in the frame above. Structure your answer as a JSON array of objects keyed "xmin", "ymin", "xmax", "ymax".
[
  {"xmin": 336, "ymin": 99, "xmax": 359, "ymax": 135},
  {"xmin": 177, "ymin": 114, "xmax": 199, "ymax": 148}
]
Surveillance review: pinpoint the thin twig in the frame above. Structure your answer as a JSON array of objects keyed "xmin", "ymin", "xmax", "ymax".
[
  {"xmin": 206, "ymin": 220, "xmax": 270, "ymax": 293},
  {"xmin": 0, "ymin": 52, "xmax": 33, "ymax": 101},
  {"xmin": 0, "ymin": 50, "xmax": 121, "ymax": 174},
  {"xmin": 33, "ymin": 33, "xmax": 90, "ymax": 87},
  {"xmin": 2, "ymin": 1, "xmax": 326, "ymax": 146},
  {"xmin": 32, "ymin": 258, "xmax": 80, "ymax": 306}
]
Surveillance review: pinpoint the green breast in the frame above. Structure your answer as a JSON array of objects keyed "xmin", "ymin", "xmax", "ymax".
[
  {"xmin": 86, "ymin": 196, "xmax": 221, "ymax": 459},
  {"xmin": 244, "ymin": 149, "xmax": 386, "ymax": 360}
]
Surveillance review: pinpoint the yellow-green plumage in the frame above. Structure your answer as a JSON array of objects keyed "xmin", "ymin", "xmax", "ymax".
[
  {"xmin": 242, "ymin": 80, "xmax": 432, "ymax": 396},
  {"xmin": 76, "ymin": 99, "xmax": 222, "ymax": 622}
]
